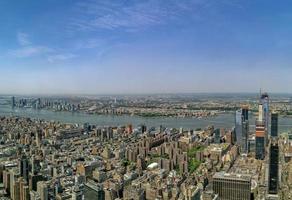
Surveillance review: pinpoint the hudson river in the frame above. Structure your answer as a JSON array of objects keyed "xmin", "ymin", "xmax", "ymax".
[{"xmin": 0, "ymin": 103, "xmax": 292, "ymax": 132}]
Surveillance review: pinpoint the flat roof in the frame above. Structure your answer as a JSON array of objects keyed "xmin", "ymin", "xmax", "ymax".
[{"xmin": 213, "ymin": 172, "xmax": 251, "ymax": 182}]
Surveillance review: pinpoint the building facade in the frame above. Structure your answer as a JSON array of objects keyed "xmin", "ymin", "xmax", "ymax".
[
  {"xmin": 235, "ymin": 106, "xmax": 249, "ymax": 153},
  {"xmin": 213, "ymin": 172, "xmax": 251, "ymax": 200},
  {"xmin": 260, "ymin": 93, "xmax": 269, "ymax": 136},
  {"xmin": 268, "ymin": 140, "xmax": 279, "ymax": 194},
  {"xmin": 271, "ymin": 112, "xmax": 278, "ymax": 137},
  {"xmin": 256, "ymin": 103, "xmax": 266, "ymax": 160}
]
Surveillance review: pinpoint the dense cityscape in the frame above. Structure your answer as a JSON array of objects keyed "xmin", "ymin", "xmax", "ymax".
[
  {"xmin": 7, "ymin": 94, "xmax": 292, "ymax": 118},
  {"xmin": 0, "ymin": 92, "xmax": 290, "ymax": 199},
  {"xmin": 1, "ymin": 0, "xmax": 292, "ymax": 199}
]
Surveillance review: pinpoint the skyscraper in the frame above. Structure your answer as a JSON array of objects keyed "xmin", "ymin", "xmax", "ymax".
[
  {"xmin": 242, "ymin": 105, "xmax": 249, "ymax": 121},
  {"xmin": 256, "ymin": 104, "xmax": 266, "ymax": 160},
  {"xmin": 271, "ymin": 112, "xmax": 278, "ymax": 137},
  {"xmin": 268, "ymin": 139, "xmax": 279, "ymax": 194},
  {"xmin": 12, "ymin": 96, "xmax": 15, "ymax": 108},
  {"xmin": 235, "ymin": 110, "xmax": 242, "ymax": 145},
  {"xmin": 19, "ymin": 155, "xmax": 29, "ymax": 183},
  {"xmin": 214, "ymin": 128, "xmax": 220, "ymax": 144},
  {"xmin": 235, "ymin": 106, "xmax": 249, "ymax": 153},
  {"xmin": 213, "ymin": 172, "xmax": 251, "ymax": 200},
  {"xmin": 260, "ymin": 93, "xmax": 269, "ymax": 135},
  {"xmin": 242, "ymin": 120, "xmax": 249, "ymax": 153}
]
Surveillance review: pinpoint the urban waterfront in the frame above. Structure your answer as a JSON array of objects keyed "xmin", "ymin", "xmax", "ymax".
[
  {"xmin": 2, "ymin": 1, "xmax": 292, "ymax": 199},
  {"xmin": 1, "ymin": 104, "xmax": 292, "ymax": 132}
]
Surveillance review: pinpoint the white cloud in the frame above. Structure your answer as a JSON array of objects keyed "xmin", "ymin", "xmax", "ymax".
[
  {"xmin": 17, "ymin": 32, "xmax": 31, "ymax": 46},
  {"xmin": 70, "ymin": 0, "xmax": 199, "ymax": 31},
  {"xmin": 9, "ymin": 46, "xmax": 51, "ymax": 58},
  {"xmin": 47, "ymin": 53, "xmax": 76, "ymax": 62},
  {"xmin": 69, "ymin": 0, "xmax": 243, "ymax": 33},
  {"xmin": 73, "ymin": 38, "xmax": 106, "ymax": 50},
  {"xmin": 10, "ymin": 32, "xmax": 76, "ymax": 62}
]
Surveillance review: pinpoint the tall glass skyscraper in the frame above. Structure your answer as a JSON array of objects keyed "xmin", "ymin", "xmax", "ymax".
[
  {"xmin": 235, "ymin": 110, "xmax": 242, "ymax": 145},
  {"xmin": 242, "ymin": 106, "xmax": 249, "ymax": 121},
  {"xmin": 256, "ymin": 104, "xmax": 266, "ymax": 160},
  {"xmin": 271, "ymin": 112, "xmax": 278, "ymax": 137},
  {"xmin": 268, "ymin": 140, "xmax": 279, "ymax": 194},
  {"xmin": 11, "ymin": 96, "xmax": 15, "ymax": 108},
  {"xmin": 260, "ymin": 93, "xmax": 269, "ymax": 135},
  {"xmin": 269, "ymin": 110, "xmax": 279, "ymax": 195},
  {"xmin": 214, "ymin": 128, "xmax": 220, "ymax": 144},
  {"xmin": 235, "ymin": 106, "xmax": 249, "ymax": 153},
  {"xmin": 242, "ymin": 120, "xmax": 249, "ymax": 153}
]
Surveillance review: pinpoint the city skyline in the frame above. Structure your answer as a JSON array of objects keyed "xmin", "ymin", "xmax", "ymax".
[
  {"xmin": 0, "ymin": 90, "xmax": 287, "ymax": 199},
  {"xmin": 1, "ymin": 0, "xmax": 292, "ymax": 94}
]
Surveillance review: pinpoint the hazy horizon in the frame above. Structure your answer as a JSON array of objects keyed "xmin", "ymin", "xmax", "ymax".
[
  {"xmin": 2, "ymin": 92, "xmax": 292, "ymax": 97},
  {"xmin": 1, "ymin": 0, "xmax": 292, "ymax": 94}
]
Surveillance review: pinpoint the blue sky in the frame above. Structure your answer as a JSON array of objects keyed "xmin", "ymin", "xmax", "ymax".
[{"xmin": 1, "ymin": 0, "xmax": 292, "ymax": 94}]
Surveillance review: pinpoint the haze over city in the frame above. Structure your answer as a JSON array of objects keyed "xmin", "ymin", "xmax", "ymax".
[{"xmin": 1, "ymin": 0, "xmax": 292, "ymax": 94}]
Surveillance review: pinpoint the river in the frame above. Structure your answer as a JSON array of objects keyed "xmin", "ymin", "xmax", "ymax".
[{"xmin": 0, "ymin": 103, "xmax": 292, "ymax": 132}]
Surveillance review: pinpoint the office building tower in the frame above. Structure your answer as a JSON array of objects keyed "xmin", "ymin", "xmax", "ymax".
[
  {"xmin": 31, "ymin": 155, "xmax": 36, "ymax": 175},
  {"xmin": 213, "ymin": 172, "xmax": 251, "ymax": 200},
  {"xmin": 241, "ymin": 105, "xmax": 249, "ymax": 153},
  {"xmin": 29, "ymin": 174, "xmax": 45, "ymax": 191},
  {"xmin": 141, "ymin": 124, "xmax": 147, "ymax": 133},
  {"xmin": 19, "ymin": 156, "xmax": 29, "ymax": 183},
  {"xmin": 260, "ymin": 93, "xmax": 269, "ymax": 135},
  {"xmin": 214, "ymin": 128, "xmax": 220, "ymax": 144},
  {"xmin": 256, "ymin": 104, "xmax": 266, "ymax": 160},
  {"xmin": 242, "ymin": 105, "xmax": 249, "ymax": 121},
  {"xmin": 242, "ymin": 120, "xmax": 249, "ymax": 153},
  {"xmin": 12, "ymin": 96, "xmax": 16, "ymax": 108},
  {"xmin": 255, "ymin": 121, "xmax": 265, "ymax": 160},
  {"xmin": 248, "ymin": 137, "xmax": 256, "ymax": 153},
  {"xmin": 235, "ymin": 106, "xmax": 249, "ymax": 153},
  {"xmin": 235, "ymin": 110, "xmax": 242, "ymax": 145},
  {"xmin": 35, "ymin": 98, "xmax": 41, "ymax": 109},
  {"xmin": 268, "ymin": 139, "xmax": 279, "ymax": 194},
  {"xmin": 271, "ymin": 112, "xmax": 278, "ymax": 137}
]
